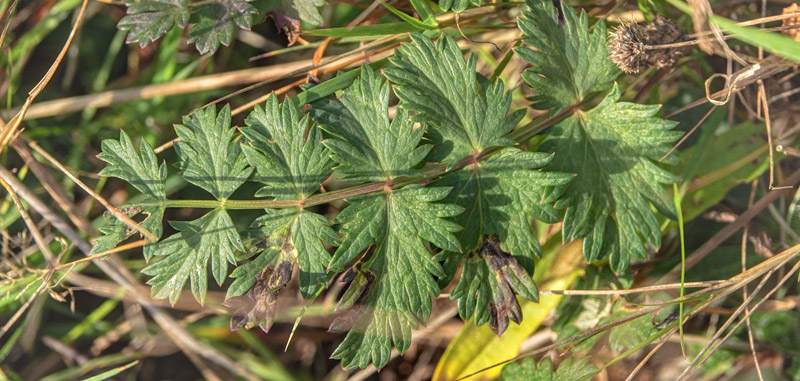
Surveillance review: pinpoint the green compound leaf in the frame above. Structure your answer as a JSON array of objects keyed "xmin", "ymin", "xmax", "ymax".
[
  {"xmin": 91, "ymin": 212, "xmax": 131, "ymax": 256},
  {"xmin": 229, "ymin": 209, "xmax": 337, "ymax": 298},
  {"xmin": 312, "ymin": 66, "xmax": 431, "ymax": 182},
  {"xmin": 118, "ymin": 0, "xmax": 190, "ymax": 47},
  {"xmin": 239, "ymin": 94, "xmax": 336, "ymax": 292},
  {"xmin": 143, "ymin": 208, "xmax": 243, "ymax": 305},
  {"xmin": 225, "ymin": 209, "xmax": 337, "ymax": 332},
  {"xmin": 543, "ymin": 85, "xmax": 681, "ymax": 273},
  {"xmin": 225, "ymin": 95, "xmax": 337, "ymax": 330},
  {"xmin": 97, "ymin": 131, "xmax": 167, "ymax": 253},
  {"xmin": 501, "ymin": 356, "xmax": 597, "ymax": 380},
  {"xmin": 174, "ymin": 104, "xmax": 252, "ymax": 200},
  {"xmin": 90, "ymin": 206, "xmax": 165, "ymax": 255},
  {"xmin": 515, "ymin": 0, "xmax": 618, "ymax": 111},
  {"xmin": 311, "ymin": 68, "xmax": 462, "ymax": 370},
  {"xmin": 327, "ymin": 186, "xmax": 462, "ymax": 370},
  {"xmin": 99, "ymin": 130, "xmax": 167, "ymax": 202},
  {"xmin": 240, "ymin": 95, "xmax": 331, "ymax": 200},
  {"xmin": 385, "ymin": 32, "xmax": 571, "ymax": 333},
  {"xmin": 188, "ymin": 0, "xmax": 258, "ymax": 54},
  {"xmin": 438, "ymin": 0, "xmax": 483, "ymax": 12},
  {"xmin": 435, "ymin": 148, "xmax": 571, "ymax": 332},
  {"xmin": 226, "ymin": 240, "xmax": 293, "ymax": 333},
  {"xmin": 242, "ymin": 96, "xmax": 338, "ymax": 290},
  {"xmin": 385, "ymin": 33, "xmax": 522, "ymax": 164}
]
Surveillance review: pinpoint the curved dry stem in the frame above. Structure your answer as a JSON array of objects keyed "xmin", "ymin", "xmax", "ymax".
[
  {"xmin": 0, "ymin": 164, "xmax": 257, "ymax": 380},
  {"xmin": 0, "ymin": 0, "xmax": 89, "ymax": 153},
  {"xmin": 742, "ymin": 180, "xmax": 765, "ymax": 381},
  {"xmin": 26, "ymin": 140, "xmax": 156, "ymax": 242}
]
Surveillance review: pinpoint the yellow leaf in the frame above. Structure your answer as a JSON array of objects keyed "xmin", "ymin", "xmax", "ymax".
[{"xmin": 433, "ymin": 240, "xmax": 584, "ymax": 380}]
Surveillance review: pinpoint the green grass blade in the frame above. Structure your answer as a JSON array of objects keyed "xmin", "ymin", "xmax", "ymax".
[
  {"xmin": 81, "ymin": 361, "xmax": 138, "ymax": 381},
  {"xmin": 380, "ymin": 1, "xmax": 437, "ymax": 30},
  {"xmin": 410, "ymin": 0, "xmax": 438, "ymax": 26},
  {"xmin": 305, "ymin": 23, "xmax": 421, "ymax": 38},
  {"xmin": 665, "ymin": 0, "xmax": 800, "ymax": 64},
  {"xmin": 294, "ymin": 59, "xmax": 389, "ymax": 106},
  {"xmin": 490, "ymin": 40, "xmax": 520, "ymax": 81},
  {"xmin": 673, "ymin": 182, "xmax": 687, "ymax": 358},
  {"xmin": 711, "ymin": 16, "xmax": 800, "ymax": 64}
]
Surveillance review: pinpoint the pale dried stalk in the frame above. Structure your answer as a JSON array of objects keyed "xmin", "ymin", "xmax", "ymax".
[
  {"xmin": 538, "ymin": 280, "xmax": 725, "ymax": 296},
  {"xmin": 0, "ymin": 177, "xmax": 55, "ymax": 262},
  {"xmin": 231, "ymin": 42, "xmax": 400, "ymax": 116},
  {"xmin": 0, "ymin": 165, "xmax": 256, "ymax": 380},
  {"xmin": 741, "ymin": 180, "xmax": 764, "ymax": 381},
  {"xmin": 0, "ymin": 0, "xmax": 89, "ymax": 153},
  {"xmin": 66, "ymin": 272, "xmax": 225, "ymax": 313},
  {"xmin": 26, "ymin": 140, "xmax": 156, "ymax": 242},
  {"xmin": 677, "ymin": 266, "xmax": 780, "ymax": 379},
  {"xmin": 679, "ymin": 259, "xmax": 800, "ymax": 380},
  {"xmin": 459, "ymin": 242, "xmax": 800, "ymax": 380},
  {"xmin": 2, "ymin": 59, "xmax": 312, "ymax": 120},
  {"xmin": 12, "ymin": 139, "xmax": 94, "ymax": 233}
]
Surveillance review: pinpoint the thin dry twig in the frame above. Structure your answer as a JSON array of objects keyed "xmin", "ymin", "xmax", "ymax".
[
  {"xmin": 757, "ymin": 80, "xmax": 791, "ymax": 190},
  {"xmin": 679, "ymin": 259, "xmax": 800, "ymax": 380},
  {"xmin": 678, "ymin": 265, "xmax": 779, "ymax": 379},
  {"xmin": 537, "ymin": 280, "xmax": 725, "ymax": 296},
  {"xmin": 0, "ymin": 165, "xmax": 257, "ymax": 380},
  {"xmin": 53, "ymin": 240, "xmax": 147, "ymax": 271},
  {"xmin": 2, "ymin": 58, "xmax": 312, "ymax": 121},
  {"xmin": 11, "ymin": 139, "xmax": 94, "ymax": 233},
  {"xmin": 660, "ymin": 105, "xmax": 718, "ymax": 162},
  {"xmin": 0, "ymin": 271, "xmax": 51, "ymax": 341},
  {"xmin": 0, "ymin": 0, "xmax": 18, "ymax": 49},
  {"xmin": 0, "ymin": 0, "xmax": 89, "ymax": 153},
  {"xmin": 657, "ymin": 167, "xmax": 800, "ymax": 285},
  {"xmin": 26, "ymin": 140, "xmax": 156, "ymax": 241},
  {"xmin": 741, "ymin": 179, "xmax": 764, "ymax": 381},
  {"xmin": 458, "ymin": 242, "xmax": 800, "ymax": 380},
  {"xmin": 624, "ymin": 325, "xmax": 677, "ymax": 381},
  {"xmin": 0, "ymin": 178, "xmax": 55, "ymax": 263}
]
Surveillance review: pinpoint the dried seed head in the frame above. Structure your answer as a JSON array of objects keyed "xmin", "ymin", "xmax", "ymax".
[
  {"xmin": 608, "ymin": 15, "xmax": 689, "ymax": 74},
  {"xmin": 782, "ymin": 4, "xmax": 800, "ymax": 42},
  {"xmin": 608, "ymin": 21, "xmax": 649, "ymax": 73}
]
